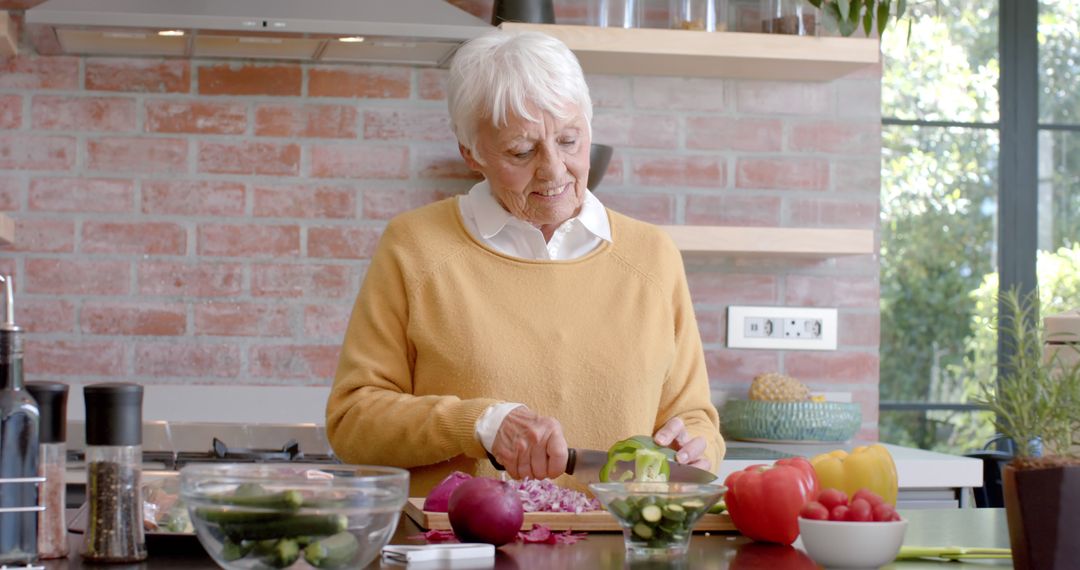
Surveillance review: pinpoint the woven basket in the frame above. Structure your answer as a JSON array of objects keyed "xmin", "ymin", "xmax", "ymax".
[{"xmin": 721, "ymin": 400, "xmax": 862, "ymax": 443}]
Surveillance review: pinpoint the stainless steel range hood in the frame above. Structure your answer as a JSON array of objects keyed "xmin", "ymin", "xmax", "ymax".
[{"xmin": 25, "ymin": 0, "xmax": 493, "ymax": 66}]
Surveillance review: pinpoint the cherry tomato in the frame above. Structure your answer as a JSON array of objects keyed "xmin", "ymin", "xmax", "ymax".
[
  {"xmin": 845, "ymin": 498, "xmax": 873, "ymax": 522},
  {"xmin": 828, "ymin": 505, "xmax": 849, "ymax": 521},
  {"xmin": 853, "ymin": 488, "xmax": 885, "ymax": 508},
  {"xmin": 872, "ymin": 503, "xmax": 897, "ymax": 522},
  {"xmin": 799, "ymin": 501, "xmax": 829, "ymax": 521},
  {"xmin": 817, "ymin": 488, "xmax": 848, "ymax": 511}
]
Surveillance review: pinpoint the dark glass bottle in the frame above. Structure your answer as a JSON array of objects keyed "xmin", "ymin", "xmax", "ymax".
[{"xmin": 0, "ymin": 274, "xmax": 40, "ymax": 565}]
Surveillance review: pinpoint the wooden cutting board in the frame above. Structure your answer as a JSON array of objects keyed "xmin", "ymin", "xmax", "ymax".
[{"xmin": 404, "ymin": 498, "xmax": 737, "ymax": 532}]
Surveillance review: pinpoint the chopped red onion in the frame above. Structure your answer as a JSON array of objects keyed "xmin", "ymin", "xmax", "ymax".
[{"xmin": 505, "ymin": 478, "xmax": 602, "ymax": 513}]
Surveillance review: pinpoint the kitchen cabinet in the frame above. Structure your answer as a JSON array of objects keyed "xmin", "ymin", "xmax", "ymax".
[
  {"xmin": 660, "ymin": 225, "xmax": 874, "ymax": 257},
  {"xmin": 0, "ymin": 12, "xmax": 15, "ymax": 57},
  {"xmin": 499, "ymin": 23, "xmax": 880, "ymax": 81}
]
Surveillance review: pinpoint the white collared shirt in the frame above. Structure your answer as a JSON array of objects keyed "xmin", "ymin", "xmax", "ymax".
[{"xmin": 458, "ymin": 180, "xmax": 613, "ymax": 453}]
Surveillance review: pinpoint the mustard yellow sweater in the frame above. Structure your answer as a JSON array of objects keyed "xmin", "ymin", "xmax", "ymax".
[{"xmin": 326, "ymin": 198, "xmax": 724, "ymax": 496}]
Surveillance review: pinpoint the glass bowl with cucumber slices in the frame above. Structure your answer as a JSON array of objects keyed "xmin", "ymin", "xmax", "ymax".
[
  {"xmin": 588, "ymin": 481, "xmax": 726, "ymax": 560},
  {"xmin": 180, "ymin": 463, "xmax": 408, "ymax": 570}
]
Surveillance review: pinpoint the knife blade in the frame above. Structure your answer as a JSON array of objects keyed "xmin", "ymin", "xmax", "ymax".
[{"xmin": 486, "ymin": 448, "xmax": 718, "ymax": 485}]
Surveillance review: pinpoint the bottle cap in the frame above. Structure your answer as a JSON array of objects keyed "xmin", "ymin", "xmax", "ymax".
[
  {"xmin": 27, "ymin": 381, "xmax": 68, "ymax": 444},
  {"xmin": 84, "ymin": 382, "xmax": 143, "ymax": 446}
]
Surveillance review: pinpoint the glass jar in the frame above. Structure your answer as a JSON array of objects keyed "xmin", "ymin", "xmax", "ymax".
[
  {"xmin": 589, "ymin": 0, "xmax": 643, "ymax": 28},
  {"xmin": 81, "ymin": 383, "xmax": 147, "ymax": 563},
  {"xmin": 760, "ymin": 0, "xmax": 817, "ymax": 35},
  {"xmin": 670, "ymin": 0, "xmax": 726, "ymax": 31},
  {"xmin": 27, "ymin": 381, "xmax": 69, "ymax": 559}
]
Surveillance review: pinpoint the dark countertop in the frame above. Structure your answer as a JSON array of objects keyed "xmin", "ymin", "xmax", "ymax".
[{"xmin": 44, "ymin": 508, "xmax": 1011, "ymax": 569}]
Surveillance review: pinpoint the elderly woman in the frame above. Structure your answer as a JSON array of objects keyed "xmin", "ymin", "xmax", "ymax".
[{"xmin": 326, "ymin": 29, "xmax": 724, "ymax": 496}]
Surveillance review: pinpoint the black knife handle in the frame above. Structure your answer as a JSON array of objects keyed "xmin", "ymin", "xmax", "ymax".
[{"xmin": 487, "ymin": 448, "xmax": 578, "ymax": 475}]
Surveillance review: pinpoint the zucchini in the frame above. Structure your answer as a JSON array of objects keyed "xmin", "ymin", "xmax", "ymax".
[
  {"xmin": 303, "ymin": 531, "xmax": 360, "ymax": 569},
  {"xmin": 195, "ymin": 507, "xmax": 290, "ymax": 525},
  {"xmin": 220, "ymin": 537, "xmax": 253, "ymax": 562},
  {"xmin": 264, "ymin": 538, "xmax": 301, "ymax": 568},
  {"xmin": 641, "ymin": 504, "xmax": 663, "ymax": 523},
  {"xmin": 222, "ymin": 514, "xmax": 348, "ymax": 542},
  {"xmin": 632, "ymin": 522, "xmax": 654, "ymax": 540},
  {"xmin": 211, "ymin": 489, "xmax": 304, "ymax": 510}
]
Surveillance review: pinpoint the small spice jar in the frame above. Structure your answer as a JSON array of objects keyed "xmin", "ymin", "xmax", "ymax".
[
  {"xmin": 81, "ymin": 382, "xmax": 147, "ymax": 563},
  {"xmin": 760, "ymin": 0, "xmax": 817, "ymax": 35},
  {"xmin": 670, "ymin": 0, "xmax": 727, "ymax": 31},
  {"xmin": 27, "ymin": 381, "xmax": 69, "ymax": 559}
]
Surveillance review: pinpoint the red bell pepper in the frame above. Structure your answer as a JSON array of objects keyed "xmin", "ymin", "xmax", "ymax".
[{"xmin": 723, "ymin": 457, "xmax": 820, "ymax": 545}]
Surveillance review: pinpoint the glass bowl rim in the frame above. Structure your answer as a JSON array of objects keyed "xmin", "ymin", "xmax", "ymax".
[{"xmin": 588, "ymin": 481, "xmax": 727, "ymax": 496}]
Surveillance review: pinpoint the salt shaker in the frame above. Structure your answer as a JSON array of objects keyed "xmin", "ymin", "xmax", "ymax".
[
  {"xmin": 27, "ymin": 381, "xmax": 69, "ymax": 559},
  {"xmin": 0, "ymin": 274, "xmax": 41, "ymax": 566},
  {"xmin": 81, "ymin": 382, "xmax": 147, "ymax": 563}
]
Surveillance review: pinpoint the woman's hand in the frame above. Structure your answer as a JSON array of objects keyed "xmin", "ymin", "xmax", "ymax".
[
  {"xmin": 491, "ymin": 407, "xmax": 569, "ymax": 480},
  {"xmin": 653, "ymin": 417, "xmax": 711, "ymax": 471}
]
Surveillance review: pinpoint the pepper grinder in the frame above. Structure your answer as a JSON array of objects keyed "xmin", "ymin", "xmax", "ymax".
[
  {"xmin": 0, "ymin": 274, "xmax": 41, "ymax": 566},
  {"xmin": 27, "ymin": 381, "xmax": 69, "ymax": 559},
  {"xmin": 81, "ymin": 383, "xmax": 147, "ymax": 563}
]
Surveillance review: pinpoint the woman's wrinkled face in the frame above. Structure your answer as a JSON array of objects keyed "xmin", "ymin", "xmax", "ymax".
[{"xmin": 461, "ymin": 104, "xmax": 591, "ymax": 238}]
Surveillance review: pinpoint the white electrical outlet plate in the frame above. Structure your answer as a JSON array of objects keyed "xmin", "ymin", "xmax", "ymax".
[{"xmin": 727, "ymin": 306, "xmax": 838, "ymax": 350}]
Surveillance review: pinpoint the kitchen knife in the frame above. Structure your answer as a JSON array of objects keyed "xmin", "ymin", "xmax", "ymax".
[{"xmin": 487, "ymin": 448, "xmax": 718, "ymax": 485}]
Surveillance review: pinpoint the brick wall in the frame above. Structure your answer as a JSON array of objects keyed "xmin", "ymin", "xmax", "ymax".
[{"xmin": 0, "ymin": 0, "xmax": 881, "ymax": 436}]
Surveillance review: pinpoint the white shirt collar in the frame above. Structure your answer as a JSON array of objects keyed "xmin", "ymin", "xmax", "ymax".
[{"xmin": 468, "ymin": 180, "xmax": 612, "ymax": 242}]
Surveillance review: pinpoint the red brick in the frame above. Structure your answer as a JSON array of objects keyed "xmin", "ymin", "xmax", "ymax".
[
  {"xmin": 86, "ymin": 59, "xmax": 190, "ymax": 93},
  {"xmin": 82, "ymin": 221, "xmax": 187, "ymax": 255},
  {"xmin": 595, "ymin": 191, "xmax": 673, "ymax": 224},
  {"xmin": 250, "ymin": 344, "xmax": 341, "ymax": 380},
  {"xmin": 839, "ymin": 312, "xmax": 880, "ymax": 348},
  {"xmin": 785, "ymin": 275, "xmax": 879, "ymax": 308},
  {"xmin": 308, "ymin": 66, "xmax": 409, "ymax": 99},
  {"xmin": 10, "ymin": 218, "xmax": 74, "ymax": 253},
  {"xmin": 735, "ymin": 81, "xmax": 833, "ymax": 115},
  {"xmin": 21, "ymin": 299, "xmax": 75, "ymax": 333},
  {"xmin": 198, "ymin": 63, "xmax": 301, "ymax": 96},
  {"xmin": 686, "ymin": 117, "xmax": 783, "ymax": 152},
  {"xmin": 308, "ymin": 226, "xmax": 381, "ymax": 259},
  {"xmin": 198, "ymin": 224, "xmax": 300, "ymax": 258},
  {"xmin": 791, "ymin": 121, "xmax": 880, "ymax": 155},
  {"xmin": 253, "ymin": 184, "xmax": 356, "ymax": 219},
  {"xmin": 145, "ymin": 100, "xmax": 247, "ymax": 134},
  {"xmin": 363, "ymin": 109, "xmax": 454, "ymax": 142},
  {"xmin": 0, "ymin": 95, "xmax": 21, "ymax": 129},
  {"xmin": 362, "ymin": 189, "xmax": 450, "ymax": 220},
  {"xmin": 29, "ymin": 177, "xmax": 134, "ymax": 213},
  {"xmin": 835, "ymin": 79, "xmax": 881, "ymax": 119},
  {"xmin": 25, "ymin": 258, "xmax": 129, "ymax": 295},
  {"xmin": 0, "ymin": 259, "xmax": 15, "ymax": 281},
  {"xmin": 591, "ymin": 155, "xmax": 623, "ymax": 187},
  {"xmin": 303, "ymin": 304, "xmax": 351, "ymax": 339},
  {"xmin": 141, "ymin": 180, "xmax": 245, "ymax": 217},
  {"xmin": 195, "ymin": 302, "xmax": 291, "ymax": 337},
  {"xmin": 415, "ymin": 146, "xmax": 480, "ymax": 180},
  {"xmin": 632, "ymin": 156, "xmax": 727, "ymax": 187},
  {"xmin": 87, "ymin": 137, "xmax": 187, "ymax": 174},
  {"xmin": 704, "ymin": 349, "xmax": 780, "ymax": 383},
  {"xmin": 695, "ymin": 308, "xmax": 726, "ymax": 345},
  {"xmin": 31, "ymin": 96, "xmax": 136, "ymax": 132},
  {"xmin": 254, "ymin": 104, "xmax": 358, "ymax": 139},
  {"xmin": 0, "ymin": 56, "xmax": 78, "ymax": 89},
  {"xmin": 137, "ymin": 262, "xmax": 244, "ymax": 297},
  {"xmin": 198, "ymin": 141, "xmax": 299, "ymax": 176},
  {"xmin": 834, "ymin": 159, "xmax": 881, "ymax": 194},
  {"xmin": 685, "ymin": 195, "xmax": 782, "ymax": 226},
  {"xmin": 81, "ymin": 302, "xmax": 186, "ymax": 335},
  {"xmin": 852, "ymin": 389, "xmax": 880, "ymax": 426},
  {"xmin": 788, "ymin": 197, "xmax": 879, "ymax": 228},
  {"xmin": 687, "ymin": 273, "xmax": 778, "ymax": 305},
  {"xmin": 586, "ymin": 75, "xmax": 630, "ymax": 108},
  {"xmin": 592, "ymin": 113, "xmax": 678, "ymax": 149},
  {"xmin": 0, "ymin": 1, "xmax": 46, "ymax": 9},
  {"xmin": 735, "ymin": 158, "xmax": 829, "ymax": 190},
  {"xmin": 785, "ymin": 352, "xmax": 880, "ymax": 383},
  {"xmin": 133, "ymin": 343, "xmax": 241, "ymax": 377},
  {"xmin": 311, "ymin": 144, "xmax": 408, "ymax": 179},
  {"xmin": 251, "ymin": 264, "xmax": 352, "ymax": 298},
  {"xmin": 0, "ymin": 135, "xmax": 75, "ymax": 171},
  {"xmin": 418, "ymin": 69, "xmax": 447, "ymax": 100},
  {"xmin": 0, "ymin": 176, "xmax": 20, "ymax": 210},
  {"xmin": 24, "ymin": 339, "xmax": 125, "ymax": 376},
  {"xmin": 632, "ymin": 77, "xmax": 726, "ymax": 112}
]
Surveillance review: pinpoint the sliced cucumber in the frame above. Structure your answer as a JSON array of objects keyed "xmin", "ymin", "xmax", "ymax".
[
  {"xmin": 640, "ymin": 504, "xmax": 663, "ymax": 523},
  {"xmin": 632, "ymin": 522, "xmax": 654, "ymax": 540}
]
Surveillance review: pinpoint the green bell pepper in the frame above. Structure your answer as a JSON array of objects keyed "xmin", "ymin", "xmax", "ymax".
[{"xmin": 599, "ymin": 435, "xmax": 676, "ymax": 482}]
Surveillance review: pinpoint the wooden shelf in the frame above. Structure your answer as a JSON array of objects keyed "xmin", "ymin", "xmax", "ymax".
[
  {"xmin": 500, "ymin": 23, "xmax": 879, "ymax": 81},
  {"xmin": 0, "ymin": 12, "xmax": 16, "ymax": 58},
  {"xmin": 660, "ymin": 225, "xmax": 874, "ymax": 257},
  {"xmin": 0, "ymin": 213, "xmax": 13, "ymax": 247}
]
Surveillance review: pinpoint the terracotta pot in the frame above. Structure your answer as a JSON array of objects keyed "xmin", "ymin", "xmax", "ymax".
[{"xmin": 1002, "ymin": 463, "xmax": 1080, "ymax": 570}]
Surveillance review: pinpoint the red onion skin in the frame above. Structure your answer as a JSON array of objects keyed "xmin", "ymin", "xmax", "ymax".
[
  {"xmin": 423, "ymin": 471, "xmax": 473, "ymax": 512},
  {"xmin": 448, "ymin": 478, "xmax": 524, "ymax": 546}
]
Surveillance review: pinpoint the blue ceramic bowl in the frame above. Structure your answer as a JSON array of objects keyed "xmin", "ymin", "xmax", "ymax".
[{"xmin": 721, "ymin": 400, "xmax": 862, "ymax": 442}]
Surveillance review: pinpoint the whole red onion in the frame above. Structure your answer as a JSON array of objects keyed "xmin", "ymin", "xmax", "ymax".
[
  {"xmin": 448, "ymin": 477, "xmax": 524, "ymax": 546},
  {"xmin": 423, "ymin": 471, "xmax": 473, "ymax": 512}
]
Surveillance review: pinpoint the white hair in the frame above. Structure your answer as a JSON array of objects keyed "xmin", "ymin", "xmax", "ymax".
[{"xmin": 447, "ymin": 29, "xmax": 593, "ymax": 155}]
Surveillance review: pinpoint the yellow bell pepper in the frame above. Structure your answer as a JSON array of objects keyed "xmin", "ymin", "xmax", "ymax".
[{"xmin": 810, "ymin": 444, "xmax": 898, "ymax": 507}]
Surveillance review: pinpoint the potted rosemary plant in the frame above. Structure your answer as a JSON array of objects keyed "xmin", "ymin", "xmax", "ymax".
[{"xmin": 975, "ymin": 288, "xmax": 1080, "ymax": 570}]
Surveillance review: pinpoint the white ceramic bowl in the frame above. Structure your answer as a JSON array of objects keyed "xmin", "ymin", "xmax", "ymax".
[{"xmin": 798, "ymin": 517, "xmax": 908, "ymax": 569}]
